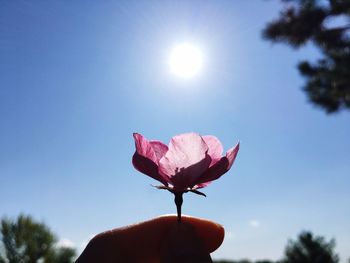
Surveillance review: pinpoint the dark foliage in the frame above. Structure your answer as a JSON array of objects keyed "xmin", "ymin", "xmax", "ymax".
[
  {"xmin": 0, "ymin": 215, "xmax": 76, "ymax": 263},
  {"xmin": 281, "ymin": 231, "xmax": 339, "ymax": 263},
  {"xmin": 263, "ymin": 0, "xmax": 350, "ymax": 113},
  {"xmin": 213, "ymin": 231, "xmax": 339, "ymax": 263}
]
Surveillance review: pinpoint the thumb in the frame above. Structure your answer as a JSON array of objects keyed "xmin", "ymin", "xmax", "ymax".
[
  {"xmin": 76, "ymin": 215, "xmax": 224, "ymax": 263},
  {"xmin": 160, "ymin": 220, "xmax": 213, "ymax": 262}
]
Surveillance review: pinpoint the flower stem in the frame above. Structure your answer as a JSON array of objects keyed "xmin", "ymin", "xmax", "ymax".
[{"xmin": 174, "ymin": 192, "xmax": 183, "ymax": 223}]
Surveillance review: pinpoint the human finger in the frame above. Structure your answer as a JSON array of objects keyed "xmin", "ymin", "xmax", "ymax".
[{"xmin": 76, "ymin": 215, "xmax": 224, "ymax": 263}]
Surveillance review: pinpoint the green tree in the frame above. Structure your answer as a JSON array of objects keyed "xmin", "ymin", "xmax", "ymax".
[
  {"xmin": 0, "ymin": 215, "xmax": 75, "ymax": 263},
  {"xmin": 281, "ymin": 231, "xmax": 339, "ymax": 263},
  {"xmin": 263, "ymin": 0, "xmax": 350, "ymax": 113}
]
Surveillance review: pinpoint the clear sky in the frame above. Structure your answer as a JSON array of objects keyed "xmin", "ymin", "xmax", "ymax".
[{"xmin": 1, "ymin": 1, "xmax": 349, "ymax": 262}]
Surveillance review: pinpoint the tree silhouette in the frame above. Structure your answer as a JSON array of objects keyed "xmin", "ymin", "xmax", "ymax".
[
  {"xmin": 0, "ymin": 215, "xmax": 75, "ymax": 263},
  {"xmin": 213, "ymin": 231, "xmax": 339, "ymax": 263},
  {"xmin": 263, "ymin": 0, "xmax": 350, "ymax": 113},
  {"xmin": 281, "ymin": 231, "xmax": 339, "ymax": 263}
]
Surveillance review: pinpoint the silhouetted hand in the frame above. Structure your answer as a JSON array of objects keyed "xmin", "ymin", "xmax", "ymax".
[{"xmin": 76, "ymin": 215, "xmax": 224, "ymax": 263}]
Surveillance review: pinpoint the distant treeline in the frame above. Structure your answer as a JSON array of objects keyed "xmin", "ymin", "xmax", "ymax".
[{"xmin": 214, "ymin": 231, "xmax": 340, "ymax": 263}]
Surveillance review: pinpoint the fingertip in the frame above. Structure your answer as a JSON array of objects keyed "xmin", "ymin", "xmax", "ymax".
[
  {"xmin": 77, "ymin": 215, "xmax": 225, "ymax": 262},
  {"xmin": 149, "ymin": 215, "xmax": 224, "ymax": 253},
  {"xmin": 160, "ymin": 221, "xmax": 212, "ymax": 262},
  {"xmin": 180, "ymin": 215, "xmax": 225, "ymax": 253}
]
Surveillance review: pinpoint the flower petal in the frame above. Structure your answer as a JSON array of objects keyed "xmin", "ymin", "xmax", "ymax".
[
  {"xmin": 132, "ymin": 133, "xmax": 169, "ymax": 185},
  {"xmin": 133, "ymin": 133, "xmax": 158, "ymax": 164},
  {"xmin": 195, "ymin": 142, "xmax": 239, "ymax": 186},
  {"xmin": 226, "ymin": 143, "xmax": 240, "ymax": 170},
  {"xmin": 159, "ymin": 133, "xmax": 211, "ymax": 190},
  {"xmin": 202, "ymin": 135, "xmax": 223, "ymax": 166},
  {"xmin": 149, "ymin": 140, "xmax": 168, "ymax": 163}
]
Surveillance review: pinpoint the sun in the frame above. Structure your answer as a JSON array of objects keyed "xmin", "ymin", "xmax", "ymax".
[{"xmin": 168, "ymin": 43, "xmax": 203, "ymax": 78}]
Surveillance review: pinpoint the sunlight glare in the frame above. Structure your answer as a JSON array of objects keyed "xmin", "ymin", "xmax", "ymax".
[{"xmin": 169, "ymin": 43, "xmax": 203, "ymax": 78}]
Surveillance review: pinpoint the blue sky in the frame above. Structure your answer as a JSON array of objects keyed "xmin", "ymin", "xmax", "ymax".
[{"xmin": 1, "ymin": 1, "xmax": 349, "ymax": 261}]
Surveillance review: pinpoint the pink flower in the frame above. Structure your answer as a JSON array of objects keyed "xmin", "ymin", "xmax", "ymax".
[{"xmin": 132, "ymin": 132, "xmax": 239, "ymax": 193}]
